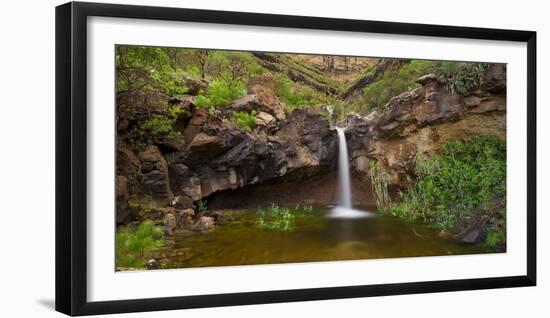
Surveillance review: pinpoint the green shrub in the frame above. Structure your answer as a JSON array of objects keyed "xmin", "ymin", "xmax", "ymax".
[
  {"xmin": 256, "ymin": 203, "xmax": 295, "ymax": 231},
  {"xmin": 233, "ymin": 110, "xmax": 257, "ymax": 131},
  {"xmin": 116, "ymin": 220, "xmax": 164, "ymax": 268},
  {"xmin": 197, "ymin": 199, "xmax": 208, "ymax": 214},
  {"xmin": 127, "ymin": 105, "xmax": 184, "ymax": 148},
  {"xmin": 194, "ymin": 79, "xmax": 246, "ymax": 113},
  {"xmin": 274, "ymin": 74, "xmax": 327, "ymax": 109},
  {"xmin": 128, "ymin": 195, "xmax": 153, "ymax": 216},
  {"xmin": 383, "ymin": 136, "xmax": 506, "ymax": 234}
]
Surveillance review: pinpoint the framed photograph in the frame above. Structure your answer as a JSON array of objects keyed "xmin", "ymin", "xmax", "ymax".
[{"xmin": 55, "ymin": 1, "xmax": 536, "ymax": 316}]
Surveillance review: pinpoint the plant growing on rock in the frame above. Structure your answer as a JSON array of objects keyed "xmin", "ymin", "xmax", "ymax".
[
  {"xmin": 196, "ymin": 199, "xmax": 208, "ymax": 214},
  {"xmin": 127, "ymin": 104, "xmax": 184, "ymax": 149},
  {"xmin": 383, "ymin": 136, "xmax": 506, "ymax": 245},
  {"xmin": 116, "ymin": 220, "xmax": 164, "ymax": 269},
  {"xmin": 194, "ymin": 79, "xmax": 246, "ymax": 113},
  {"xmin": 233, "ymin": 110, "xmax": 257, "ymax": 131}
]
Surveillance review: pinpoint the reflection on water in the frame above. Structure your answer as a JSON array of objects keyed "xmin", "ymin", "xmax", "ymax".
[{"xmin": 160, "ymin": 205, "xmax": 499, "ymax": 269}]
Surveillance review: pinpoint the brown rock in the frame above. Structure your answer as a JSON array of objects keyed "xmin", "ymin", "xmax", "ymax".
[
  {"xmin": 163, "ymin": 213, "xmax": 177, "ymax": 235},
  {"xmin": 138, "ymin": 145, "xmax": 173, "ymax": 205},
  {"xmin": 191, "ymin": 216, "xmax": 215, "ymax": 231}
]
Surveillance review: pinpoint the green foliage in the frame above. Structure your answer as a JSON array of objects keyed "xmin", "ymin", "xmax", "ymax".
[
  {"xmin": 128, "ymin": 195, "xmax": 153, "ymax": 216},
  {"xmin": 361, "ymin": 60, "xmax": 484, "ymax": 114},
  {"xmin": 383, "ymin": 136, "xmax": 506, "ymax": 235},
  {"xmin": 194, "ymin": 79, "xmax": 246, "ymax": 113},
  {"xmin": 116, "ymin": 46, "xmax": 187, "ymax": 96},
  {"xmin": 441, "ymin": 63, "xmax": 487, "ymax": 95},
  {"xmin": 233, "ymin": 110, "xmax": 257, "ymax": 131},
  {"xmin": 256, "ymin": 203, "xmax": 295, "ymax": 231},
  {"xmin": 369, "ymin": 160, "xmax": 392, "ymax": 209},
  {"xmin": 362, "ymin": 79, "xmax": 392, "ymax": 113},
  {"xmin": 116, "ymin": 220, "xmax": 164, "ymax": 268},
  {"xmin": 197, "ymin": 199, "xmax": 208, "ymax": 214},
  {"xmin": 485, "ymin": 208, "xmax": 506, "ymax": 246},
  {"xmin": 274, "ymin": 74, "xmax": 328, "ymax": 109},
  {"xmin": 127, "ymin": 104, "xmax": 184, "ymax": 148}
]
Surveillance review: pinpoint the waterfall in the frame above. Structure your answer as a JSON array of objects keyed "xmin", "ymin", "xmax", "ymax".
[
  {"xmin": 336, "ymin": 127, "xmax": 352, "ymax": 208},
  {"xmin": 329, "ymin": 127, "xmax": 373, "ymax": 219}
]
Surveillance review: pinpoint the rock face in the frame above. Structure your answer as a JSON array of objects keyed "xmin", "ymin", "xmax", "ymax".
[
  {"xmin": 226, "ymin": 84, "xmax": 286, "ymax": 121},
  {"xmin": 116, "ymin": 85, "xmax": 337, "ymax": 226},
  {"xmin": 166, "ymin": 107, "xmax": 336, "ymax": 201},
  {"xmin": 344, "ymin": 64, "xmax": 506, "ymax": 186}
]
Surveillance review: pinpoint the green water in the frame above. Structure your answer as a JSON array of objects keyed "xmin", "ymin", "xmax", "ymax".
[{"xmin": 159, "ymin": 205, "xmax": 499, "ymax": 269}]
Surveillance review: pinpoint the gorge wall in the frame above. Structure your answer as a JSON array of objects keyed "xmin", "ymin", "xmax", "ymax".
[{"xmin": 116, "ymin": 64, "xmax": 506, "ymax": 228}]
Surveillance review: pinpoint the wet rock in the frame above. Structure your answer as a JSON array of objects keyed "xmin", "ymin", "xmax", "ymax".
[
  {"xmin": 192, "ymin": 216, "xmax": 215, "ymax": 231},
  {"xmin": 455, "ymin": 215, "xmax": 490, "ymax": 243},
  {"xmin": 163, "ymin": 213, "xmax": 177, "ymax": 235},
  {"xmin": 178, "ymin": 208, "xmax": 195, "ymax": 227}
]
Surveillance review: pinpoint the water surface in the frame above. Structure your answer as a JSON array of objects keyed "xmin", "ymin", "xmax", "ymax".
[{"xmin": 158, "ymin": 205, "xmax": 499, "ymax": 269}]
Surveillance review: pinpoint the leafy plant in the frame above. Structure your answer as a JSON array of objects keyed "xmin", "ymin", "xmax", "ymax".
[
  {"xmin": 194, "ymin": 79, "xmax": 246, "ymax": 113},
  {"xmin": 116, "ymin": 46, "xmax": 187, "ymax": 96},
  {"xmin": 128, "ymin": 195, "xmax": 153, "ymax": 216},
  {"xmin": 116, "ymin": 220, "xmax": 164, "ymax": 268},
  {"xmin": 361, "ymin": 60, "xmax": 485, "ymax": 113},
  {"xmin": 256, "ymin": 203, "xmax": 295, "ymax": 231},
  {"xmin": 274, "ymin": 74, "xmax": 328, "ymax": 109},
  {"xmin": 196, "ymin": 199, "xmax": 208, "ymax": 214},
  {"xmin": 233, "ymin": 110, "xmax": 257, "ymax": 131},
  {"xmin": 383, "ymin": 136, "xmax": 506, "ymax": 238}
]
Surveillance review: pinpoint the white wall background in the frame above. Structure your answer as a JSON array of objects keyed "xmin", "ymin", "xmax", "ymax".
[{"xmin": 0, "ymin": 0, "xmax": 547, "ymax": 316}]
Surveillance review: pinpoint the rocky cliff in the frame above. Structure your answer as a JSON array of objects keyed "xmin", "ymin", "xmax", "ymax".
[
  {"xmin": 116, "ymin": 64, "xmax": 506, "ymax": 234},
  {"xmin": 343, "ymin": 64, "xmax": 506, "ymax": 186}
]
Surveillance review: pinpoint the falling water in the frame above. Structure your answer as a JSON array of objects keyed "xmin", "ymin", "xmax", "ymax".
[
  {"xmin": 329, "ymin": 127, "xmax": 373, "ymax": 219},
  {"xmin": 336, "ymin": 127, "xmax": 352, "ymax": 208}
]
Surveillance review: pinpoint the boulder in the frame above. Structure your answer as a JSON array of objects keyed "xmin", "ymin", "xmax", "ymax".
[
  {"xmin": 169, "ymin": 164, "xmax": 202, "ymax": 201},
  {"xmin": 255, "ymin": 111, "xmax": 275, "ymax": 127},
  {"xmin": 227, "ymin": 85, "xmax": 286, "ymax": 121},
  {"xmin": 183, "ymin": 77, "xmax": 208, "ymax": 96},
  {"xmin": 183, "ymin": 109, "xmax": 209, "ymax": 144},
  {"xmin": 178, "ymin": 208, "xmax": 195, "ymax": 227},
  {"xmin": 191, "ymin": 216, "xmax": 215, "ymax": 231},
  {"xmin": 138, "ymin": 145, "xmax": 173, "ymax": 205},
  {"xmin": 163, "ymin": 213, "xmax": 177, "ymax": 235}
]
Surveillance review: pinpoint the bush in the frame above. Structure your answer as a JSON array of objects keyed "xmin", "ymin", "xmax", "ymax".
[
  {"xmin": 256, "ymin": 203, "xmax": 295, "ymax": 231},
  {"xmin": 127, "ymin": 105, "xmax": 184, "ymax": 148},
  {"xmin": 274, "ymin": 74, "xmax": 327, "ymax": 109},
  {"xmin": 194, "ymin": 79, "xmax": 246, "ymax": 113},
  {"xmin": 233, "ymin": 110, "xmax": 257, "ymax": 131},
  {"xmin": 383, "ymin": 136, "xmax": 506, "ymax": 234},
  {"xmin": 116, "ymin": 220, "xmax": 164, "ymax": 268}
]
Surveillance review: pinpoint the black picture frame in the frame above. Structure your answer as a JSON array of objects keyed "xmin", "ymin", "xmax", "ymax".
[{"xmin": 55, "ymin": 1, "xmax": 537, "ymax": 316}]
